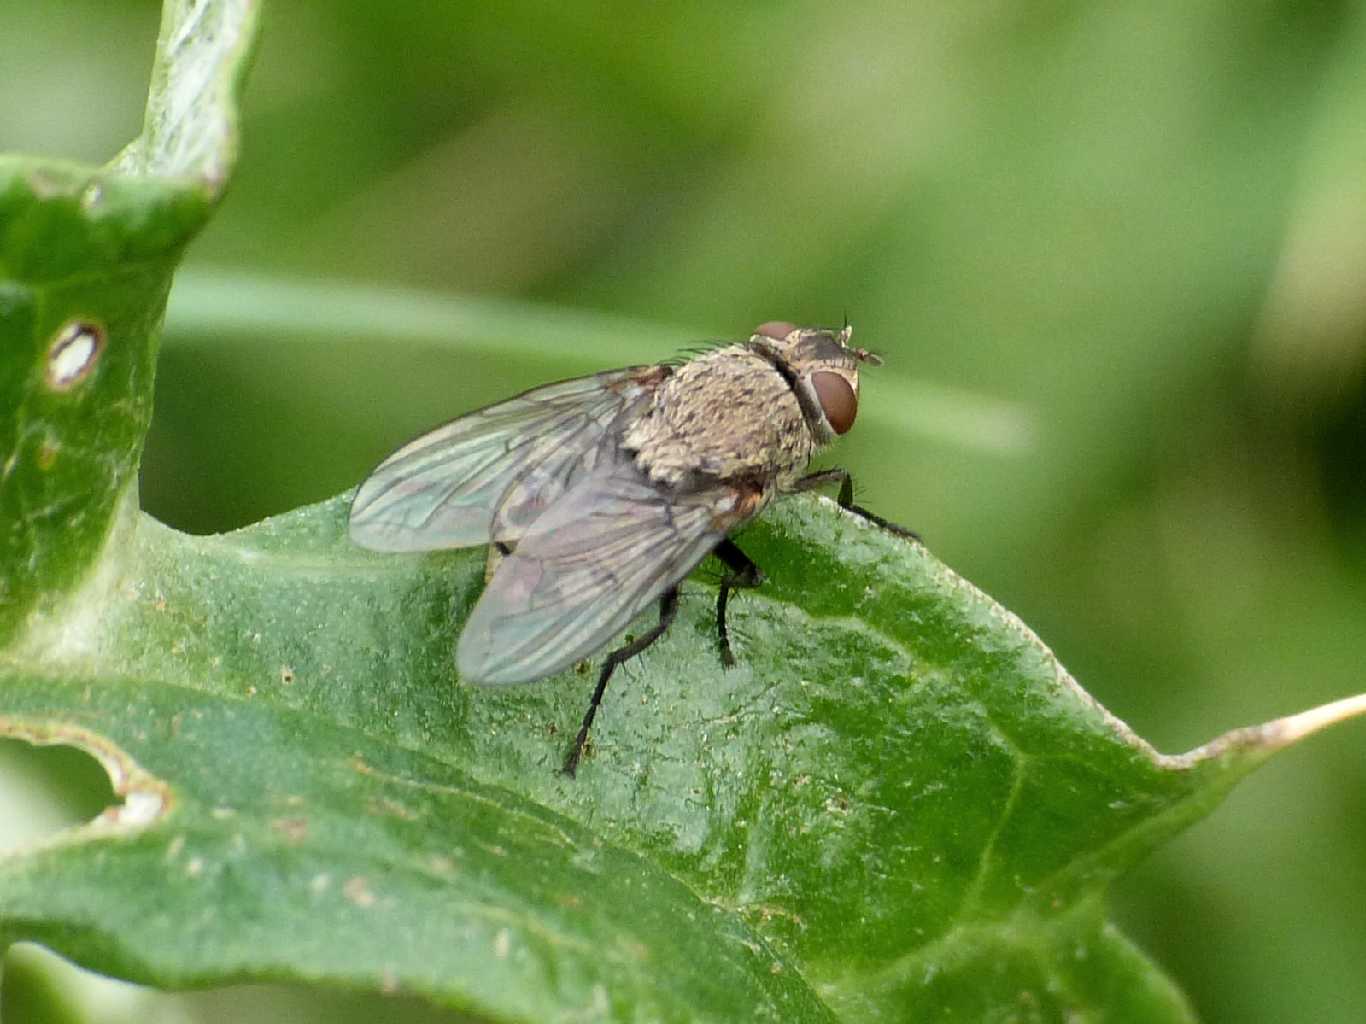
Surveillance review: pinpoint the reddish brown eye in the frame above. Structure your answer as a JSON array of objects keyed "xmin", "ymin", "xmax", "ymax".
[
  {"xmin": 754, "ymin": 321, "xmax": 798, "ymax": 340},
  {"xmin": 811, "ymin": 370, "xmax": 857, "ymax": 434}
]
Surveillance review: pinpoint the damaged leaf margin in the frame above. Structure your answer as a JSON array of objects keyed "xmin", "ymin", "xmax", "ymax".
[
  {"xmin": 0, "ymin": 717, "xmax": 171, "ymax": 850},
  {"xmin": 1159, "ymin": 692, "xmax": 1366, "ymax": 769}
]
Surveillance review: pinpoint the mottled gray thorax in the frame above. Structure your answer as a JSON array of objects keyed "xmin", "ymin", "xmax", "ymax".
[{"xmin": 622, "ymin": 345, "xmax": 817, "ymax": 493}]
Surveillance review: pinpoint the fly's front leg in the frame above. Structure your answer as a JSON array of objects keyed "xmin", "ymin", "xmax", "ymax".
[
  {"xmin": 562, "ymin": 586, "xmax": 680, "ymax": 777},
  {"xmin": 794, "ymin": 467, "xmax": 919, "ymax": 540},
  {"xmin": 713, "ymin": 538, "xmax": 765, "ymax": 668}
]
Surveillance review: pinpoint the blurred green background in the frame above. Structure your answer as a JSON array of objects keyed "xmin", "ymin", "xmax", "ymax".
[{"xmin": 4, "ymin": 2, "xmax": 1366, "ymax": 1021}]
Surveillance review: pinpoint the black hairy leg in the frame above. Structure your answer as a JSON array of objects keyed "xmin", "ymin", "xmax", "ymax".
[
  {"xmin": 794, "ymin": 467, "xmax": 919, "ymax": 540},
  {"xmin": 562, "ymin": 586, "xmax": 680, "ymax": 777},
  {"xmin": 712, "ymin": 538, "xmax": 765, "ymax": 668}
]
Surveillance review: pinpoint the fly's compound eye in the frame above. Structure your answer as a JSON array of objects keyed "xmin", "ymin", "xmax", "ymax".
[
  {"xmin": 754, "ymin": 321, "xmax": 798, "ymax": 341},
  {"xmin": 811, "ymin": 370, "xmax": 857, "ymax": 434}
]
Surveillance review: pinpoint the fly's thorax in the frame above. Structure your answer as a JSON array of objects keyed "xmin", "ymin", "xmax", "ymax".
[{"xmin": 623, "ymin": 345, "xmax": 817, "ymax": 490}]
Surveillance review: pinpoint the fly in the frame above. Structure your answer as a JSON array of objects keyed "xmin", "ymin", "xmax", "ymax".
[{"xmin": 349, "ymin": 322, "xmax": 911, "ymax": 775}]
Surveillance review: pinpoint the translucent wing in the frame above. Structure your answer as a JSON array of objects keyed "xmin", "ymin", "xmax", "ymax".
[
  {"xmin": 349, "ymin": 367, "xmax": 661, "ymax": 552},
  {"xmin": 457, "ymin": 452, "xmax": 763, "ymax": 685}
]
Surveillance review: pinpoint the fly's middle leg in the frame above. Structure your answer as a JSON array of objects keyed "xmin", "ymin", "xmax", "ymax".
[
  {"xmin": 562, "ymin": 586, "xmax": 680, "ymax": 777},
  {"xmin": 794, "ymin": 467, "xmax": 919, "ymax": 540},
  {"xmin": 713, "ymin": 538, "xmax": 764, "ymax": 668}
]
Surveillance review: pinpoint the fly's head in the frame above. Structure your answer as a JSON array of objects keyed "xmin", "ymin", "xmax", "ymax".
[{"xmin": 749, "ymin": 321, "xmax": 881, "ymax": 443}]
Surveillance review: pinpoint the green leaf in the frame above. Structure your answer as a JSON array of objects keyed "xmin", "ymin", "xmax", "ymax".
[
  {"xmin": 5, "ymin": 483, "xmax": 1363, "ymax": 1020},
  {"xmin": 4, "ymin": 1, "xmax": 1366, "ymax": 1022},
  {"xmin": 0, "ymin": 0, "xmax": 254, "ymax": 645}
]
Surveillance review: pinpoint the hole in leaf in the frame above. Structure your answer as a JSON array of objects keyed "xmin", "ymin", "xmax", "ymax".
[
  {"xmin": 45, "ymin": 320, "xmax": 105, "ymax": 391},
  {"xmin": 0, "ymin": 737, "xmax": 116, "ymax": 853}
]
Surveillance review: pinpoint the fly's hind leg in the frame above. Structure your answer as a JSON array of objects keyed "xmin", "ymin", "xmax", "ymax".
[
  {"xmin": 713, "ymin": 538, "xmax": 764, "ymax": 668},
  {"xmin": 794, "ymin": 467, "xmax": 919, "ymax": 540},
  {"xmin": 562, "ymin": 586, "xmax": 680, "ymax": 777}
]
